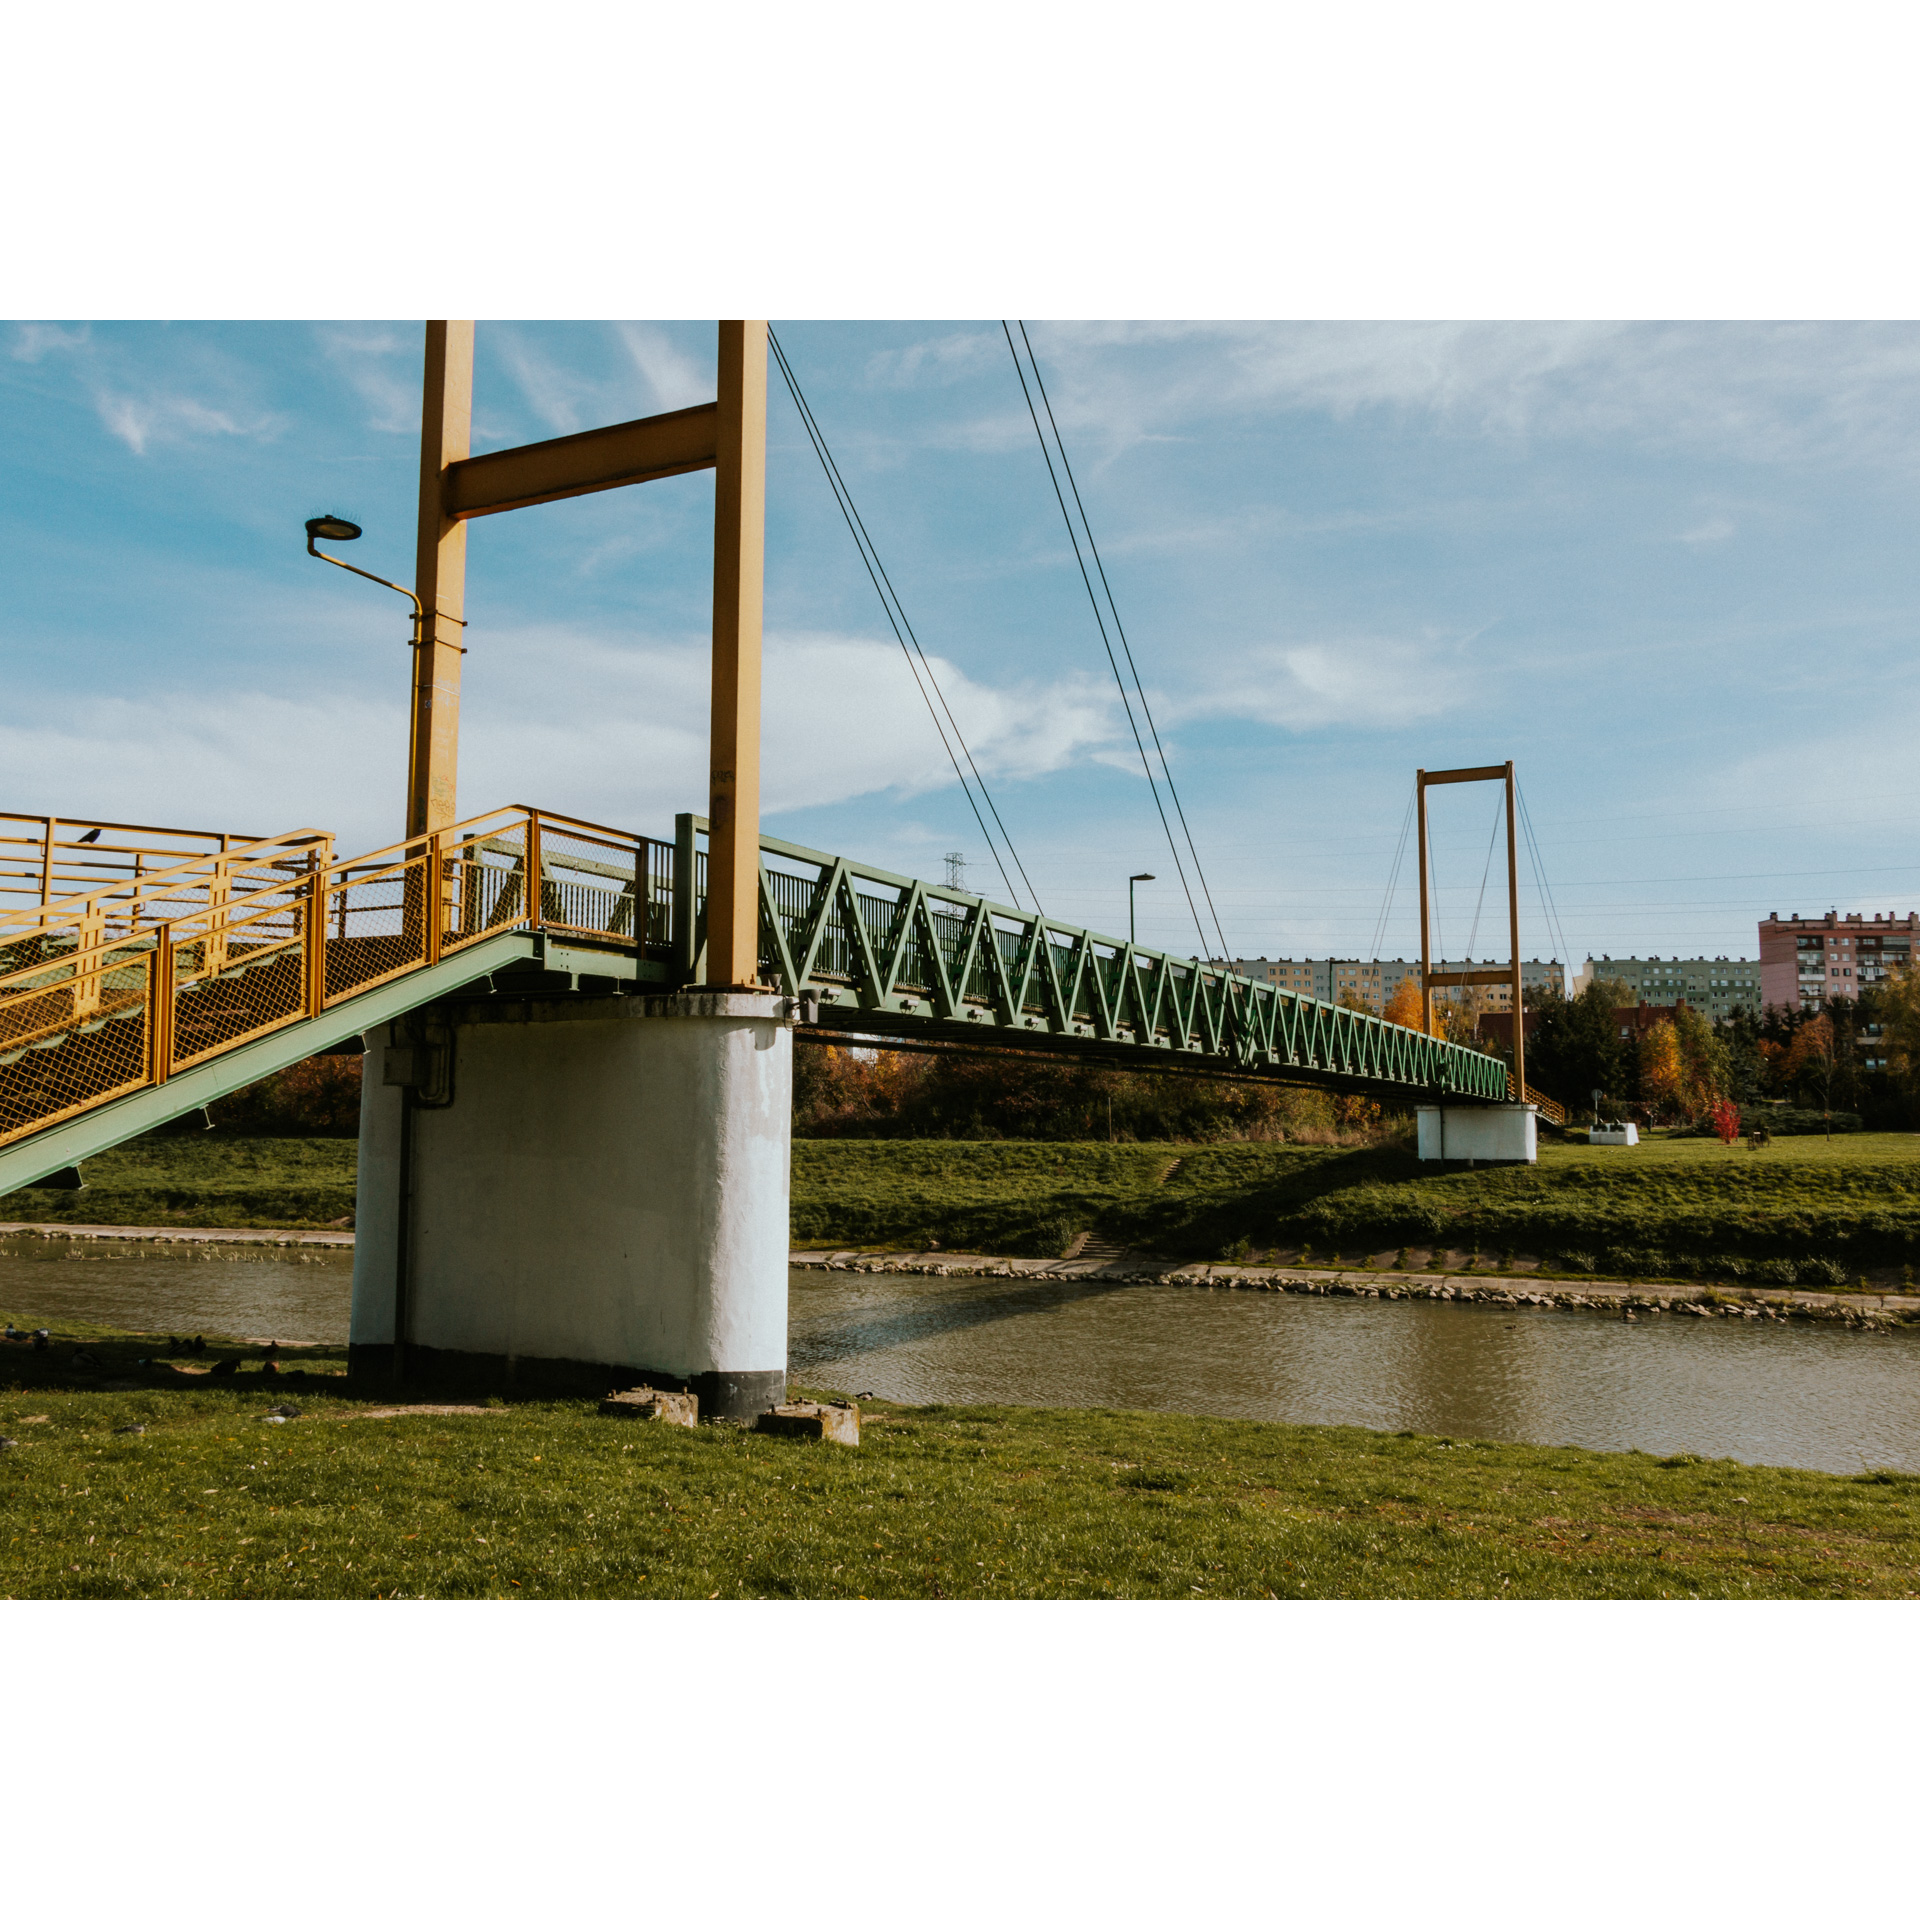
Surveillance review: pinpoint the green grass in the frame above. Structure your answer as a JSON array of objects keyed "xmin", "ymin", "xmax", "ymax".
[
  {"xmin": 10, "ymin": 1130, "xmax": 1920, "ymax": 1283},
  {"xmin": 2, "ymin": 1135, "xmax": 357, "ymax": 1229},
  {"xmin": 792, "ymin": 1133, "xmax": 1920, "ymax": 1278},
  {"xmin": 2, "ymin": 1316, "xmax": 1916, "ymax": 1599}
]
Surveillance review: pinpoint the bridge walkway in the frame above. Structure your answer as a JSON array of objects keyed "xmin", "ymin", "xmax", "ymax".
[{"xmin": 0, "ymin": 804, "xmax": 1521, "ymax": 1194}]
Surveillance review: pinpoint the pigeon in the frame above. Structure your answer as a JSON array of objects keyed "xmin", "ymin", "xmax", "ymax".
[
  {"xmin": 209, "ymin": 1356, "xmax": 240, "ymax": 1377},
  {"xmin": 260, "ymin": 1360, "xmax": 280, "ymax": 1375},
  {"xmin": 192, "ymin": 1335, "xmax": 206, "ymax": 1354},
  {"xmin": 263, "ymin": 1342, "xmax": 280, "ymax": 1362},
  {"xmin": 113, "ymin": 1423, "xmax": 145, "ymax": 1436},
  {"xmin": 269, "ymin": 1404, "xmax": 302, "ymax": 1419},
  {"xmin": 76, "ymin": 828, "xmax": 101, "ymax": 845},
  {"xmin": 31, "ymin": 1330, "xmax": 49, "ymax": 1351},
  {"xmin": 855, "ymin": 1391, "xmax": 876, "ymax": 1401}
]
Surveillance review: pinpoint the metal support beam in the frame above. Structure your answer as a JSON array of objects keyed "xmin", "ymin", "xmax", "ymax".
[
  {"xmin": 443, "ymin": 404, "xmax": 720, "ymax": 519},
  {"xmin": 707, "ymin": 321, "xmax": 768, "ymax": 991},
  {"xmin": 409, "ymin": 322, "xmax": 474, "ymax": 838},
  {"xmin": 1416, "ymin": 758, "xmax": 1526, "ymax": 1093}
]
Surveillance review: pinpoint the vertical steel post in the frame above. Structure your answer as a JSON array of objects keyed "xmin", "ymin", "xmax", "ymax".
[
  {"xmin": 305, "ymin": 865, "xmax": 326, "ymax": 1018},
  {"xmin": 426, "ymin": 832, "xmax": 445, "ymax": 967},
  {"xmin": 39, "ymin": 817, "xmax": 55, "ymax": 911},
  {"xmin": 151, "ymin": 923, "xmax": 173, "ymax": 1085},
  {"xmin": 408, "ymin": 321, "xmax": 474, "ymax": 839},
  {"xmin": 708, "ymin": 321, "xmax": 768, "ymax": 991},
  {"xmin": 526, "ymin": 815, "xmax": 544, "ymax": 934},
  {"xmin": 1506, "ymin": 759, "xmax": 1524, "ymax": 1100},
  {"xmin": 672, "ymin": 812, "xmax": 699, "ymax": 985},
  {"xmin": 1416, "ymin": 771, "xmax": 1432, "ymax": 1039}
]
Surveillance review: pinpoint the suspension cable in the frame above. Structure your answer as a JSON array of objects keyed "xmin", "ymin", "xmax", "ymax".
[
  {"xmin": 1013, "ymin": 322, "xmax": 1232, "ymax": 963},
  {"xmin": 1463, "ymin": 786, "xmax": 1504, "ymax": 963},
  {"xmin": 767, "ymin": 327, "xmax": 1042, "ymax": 915},
  {"xmin": 1516, "ymin": 784, "xmax": 1572, "ymax": 981},
  {"xmin": 1369, "ymin": 784, "xmax": 1416, "ymax": 962},
  {"xmin": 1001, "ymin": 322, "xmax": 1213, "ymax": 957}
]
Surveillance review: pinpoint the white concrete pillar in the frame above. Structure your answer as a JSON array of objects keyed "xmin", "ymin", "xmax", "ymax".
[
  {"xmin": 1416, "ymin": 1103, "xmax": 1537, "ymax": 1165},
  {"xmin": 350, "ymin": 992, "xmax": 793, "ymax": 1418}
]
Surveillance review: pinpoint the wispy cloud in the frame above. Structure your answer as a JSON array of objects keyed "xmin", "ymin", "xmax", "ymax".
[
  {"xmin": 10, "ymin": 322, "xmax": 89, "ymax": 363},
  {"xmin": 315, "ymin": 324, "xmax": 417, "ymax": 434},
  {"xmin": 1008, "ymin": 321, "xmax": 1920, "ymax": 470},
  {"xmin": 1179, "ymin": 632, "xmax": 1472, "ymax": 732},
  {"xmin": 1678, "ymin": 513, "xmax": 1736, "ymax": 545},
  {"xmin": 616, "ymin": 324, "xmax": 709, "ymax": 411},
  {"xmin": 93, "ymin": 389, "xmax": 277, "ymax": 455}
]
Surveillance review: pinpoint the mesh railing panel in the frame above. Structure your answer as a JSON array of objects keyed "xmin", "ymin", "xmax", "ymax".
[
  {"xmin": 0, "ymin": 938, "xmax": 157, "ymax": 1145},
  {"xmin": 535, "ymin": 820, "xmax": 650, "ymax": 943},
  {"xmin": 169, "ymin": 885, "xmax": 310, "ymax": 1070},
  {"xmin": 321, "ymin": 857, "xmax": 430, "ymax": 1003},
  {"xmin": 444, "ymin": 822, "xmax": 531, "ymax": 954}
]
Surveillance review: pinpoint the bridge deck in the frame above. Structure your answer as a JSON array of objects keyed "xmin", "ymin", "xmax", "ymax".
[{"xmin": 0, "ymin": 803, "xmax": 1523, "ymax": 1191}]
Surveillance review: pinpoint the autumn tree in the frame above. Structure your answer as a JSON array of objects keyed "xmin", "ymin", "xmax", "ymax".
[
  {"xmin": 1884, "ymin": 967, "xmax": 1920, "ymax": 1097},
  {"xmin": 1638, "ymin": 1018, "xmax": 1687, "ymax": 1120},
  {"xmin": 1782, "ymin": 1013, "xmax": 1837, "ymax": 1120},
  {"xmin": 1382, "ymin": 977, "xmax": 1425, "ymax": 1031}
]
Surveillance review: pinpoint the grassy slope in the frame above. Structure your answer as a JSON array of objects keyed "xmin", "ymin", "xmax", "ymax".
[
  {"xmin": 8, "ymin": 1132, "xmax": 1918, "ymax": 1278},
  {"xmin": 2, "ymin": 1136, "xmax": 358, "ymax": 1229},
  {"xmin": 793, "ymin": 1134, "xmax": 1920, "ymax": 1275},
  {"xmin": 3, "ymin": 1319, "xmax": 1914, "ymax": 1600}
]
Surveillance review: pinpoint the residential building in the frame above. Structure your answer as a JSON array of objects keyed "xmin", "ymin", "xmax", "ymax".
[
  {"xmin": 1228, "ymin": 956, "xmax": 1563, "ymax": 1014},
  {"xmin": 1573, "ymin": 955, "xmax": 1761, "ymax": 1019},
  {"xmin": 1758, "ymin": 911, "xmax": 1917, "ymax": 1014}
]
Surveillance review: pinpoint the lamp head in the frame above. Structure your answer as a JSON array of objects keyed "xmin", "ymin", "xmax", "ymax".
[
  {"xmin": 305, "ymin": 515, "xmax": 362, "ymax": 544},
  {"xmin": 1131, "ymin": 872, "xmax": 1156, "ymax": 883}
]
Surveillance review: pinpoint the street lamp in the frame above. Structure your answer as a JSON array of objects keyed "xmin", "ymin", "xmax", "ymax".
[
  {"xmin": 1129, "ymin": 872, "xmax": 1155, "ymax": 945},
  {"xmin": 304, "ymin": 515, "xmax": 450, "ymax": 643}
]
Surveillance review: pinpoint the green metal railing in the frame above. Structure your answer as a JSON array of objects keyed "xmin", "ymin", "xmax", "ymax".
[{"xmin": 744, "ymin": 830, "xmax": 1508, "ymax": 1100}]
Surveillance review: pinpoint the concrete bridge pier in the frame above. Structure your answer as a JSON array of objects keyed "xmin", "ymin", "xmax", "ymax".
[
  {"xmin": 1417, "ymin": 1103, "xmax": 1537, "ymax": 1166},
  {"xmin": 348, "ymin": 992, "xmax": 794, "ymax": 1418}
]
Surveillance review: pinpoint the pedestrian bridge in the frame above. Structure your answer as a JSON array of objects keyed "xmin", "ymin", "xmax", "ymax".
[{"xmin": 0, "ymin": 802, "xmax": 1523, "ymax": 1194}]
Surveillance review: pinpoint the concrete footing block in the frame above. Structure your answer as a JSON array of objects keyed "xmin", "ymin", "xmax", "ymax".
[
  {"xmin": 599, "ymin": 1386, "xmax": 699, "ymax": 1427},
  {"xmin": 755, "ymin": 1399, "xmax": 860, "ymax": 1446}
]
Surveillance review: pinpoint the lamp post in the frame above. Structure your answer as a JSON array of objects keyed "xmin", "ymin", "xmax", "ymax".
[
  {"xmin": 303, "ymin": 516, "xmax": 426, "ymax": 629},
  {"xmin": 1129, "ymin": 872, "xmax": 1155, "ymax": 946},
  {"xmin": 305, "ymin": 517, "xmax": 469, "ymax": 835}
]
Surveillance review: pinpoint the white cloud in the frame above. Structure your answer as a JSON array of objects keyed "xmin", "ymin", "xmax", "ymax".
[
  {"xmin": 616, "ymin": 324, "xmax": 709, "ymax": 411},
  {"xmin": 92, "ymin": 389, "xmax": 279, "ymax": 455},
  {"xmin": 1177, "ymin": 633, "xmax": 1470, "ymax": 731},
  {"xmin": 314, "ymin": 324, "xmax": 417, "ymax": 434},
  {"xmin": 1678, "ymin": 514, "xmax": 1736, "ymax": 545},
  {"xmin": 1, "ymin": 629, "xmax": 1123, "ymax": 860},
  {"xmin": 11, "ymin": 322, "xmax": 89, "ymax": 363},
  {"xmin": 1013, "ymin": 321, "xmax": 1920, "ymax": 469}
]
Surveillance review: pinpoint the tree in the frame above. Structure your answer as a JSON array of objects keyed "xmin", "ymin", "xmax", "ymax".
[
  {"xmin": 1639, "ymin": 1019, "xmax": 1687, "ymax": 1121},
  {"xmin": 1884, "ymin": 966, "xmax": 1920, "ymax": 1097},
  {"xmin": 1524, "ymin": 976, "xmax": 1634, "ymax": 1113},
  {"xmin": 1669, "ymin": 1003, "xmax": 1729, "ymax": 1116},
  {"xmin": 1782, "ymin": 1013, "xmax": 1839, "ymax": 1131},
  {"xmin": 1382, "ymin": 977, "xmax": 1425, "ymax": 1031}
]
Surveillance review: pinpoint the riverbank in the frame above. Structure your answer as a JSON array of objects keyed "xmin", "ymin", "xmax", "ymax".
[
  {"xmin": 3, "ymin": 1315, "xmax": 1914, "ymax": 1599},
  {"xmin": 792, "ymin": 1250, "xmax": 1920, "ymax": 1327},
  {"xmin": 8, "ymin": 1129, "xmax": 1917, "ymax": 1290}
]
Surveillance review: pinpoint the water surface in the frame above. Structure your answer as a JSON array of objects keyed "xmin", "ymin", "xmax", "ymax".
[{"xmin": 3, "ymin": 1242, "xmax": 1912, "ymax": 1475}]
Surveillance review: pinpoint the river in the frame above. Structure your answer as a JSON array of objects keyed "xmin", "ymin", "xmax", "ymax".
[{"xmin": 2, "ymin": 1241, "xmax": 1913, "ymax": 1476}]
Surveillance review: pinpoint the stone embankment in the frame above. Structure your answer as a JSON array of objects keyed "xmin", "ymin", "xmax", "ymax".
[
  {"xmin": 791, "ymin": 1250, "xmax": 1919, "ymax": 1328},
  {"xmin": 0, "ymin": 1223, "xmax": 354, "ymax": 1250}
]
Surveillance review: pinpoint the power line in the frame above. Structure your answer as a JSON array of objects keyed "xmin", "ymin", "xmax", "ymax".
[
  {"xmin": 1000, "ymin": 321, "xmax": 1216, "ymax": 958},
  {"xmin": 767, "ymin": 327, "xmax": 1043, "ymax": 915}
]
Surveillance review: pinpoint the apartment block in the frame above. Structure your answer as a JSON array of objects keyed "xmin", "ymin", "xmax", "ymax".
[
  {"xmin": 1229, "ymin": 956, "xmax": 1563, "ymax": 1014},
  {"xmin": 1758, "ymin": 911, "xmax": 1917, "ymax": 1014},
  {"xmin": 1574, "ymin": 955, "xmax": 1761, "ymax": 1019}
]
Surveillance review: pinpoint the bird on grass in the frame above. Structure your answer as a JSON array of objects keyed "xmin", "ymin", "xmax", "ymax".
[{"xmin": 209, "ymin": 1356, "xmax": 240, "ymax": 1378}]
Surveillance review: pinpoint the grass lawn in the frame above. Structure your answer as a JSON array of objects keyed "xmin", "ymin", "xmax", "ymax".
[
  {"xmin": 3, "ymin": 1317, "xmax": 1915, "ymax": 1600},
  {"xmin": 8, "ymin": 1130, "xmax": 1918, "ymax": 1284},
  {"xmin": 1, "ymin": 1135, "xmax": 357, "ymax": 1230},
  {"xmin": 792, "ymin": 1133, "xmax": 1920, "ymax": 1281}
]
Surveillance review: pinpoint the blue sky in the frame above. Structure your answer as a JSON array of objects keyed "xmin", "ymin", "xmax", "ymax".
[{"xmin": 5, "ymin": 319, "xmax": 1918, "ymax": 965}]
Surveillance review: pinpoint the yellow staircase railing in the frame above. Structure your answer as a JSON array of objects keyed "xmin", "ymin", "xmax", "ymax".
[
  {"xmin": 1508, "ymin": 1073, "xmax": 1568, "ymax": 1126},
  {"xmin": 0, "ymin": 806, "xmax": 662, "ymax": 1153}
]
